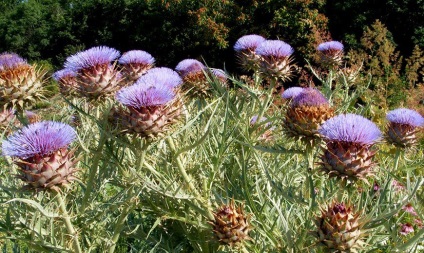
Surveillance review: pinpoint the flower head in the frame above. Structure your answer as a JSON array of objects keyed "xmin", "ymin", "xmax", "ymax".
[
  {"xmin": 52, "ymin": 68, "xmax": 77, "ymax": 81},
  {"xmin": 2, "ymin": 121, "xmax": 76, "ymax": 159},
  {"xmin": 116, "ymin": 84, "xmax": 175, "ymax": 109},
  {"xmin": 175, "ymin": 59, "xmax": 206, "ymax": 77},
  {"xmin": 255, "ymin": 40, "xmax": 294, "ymax": 59},
  {"xmin": 317, "ymin": 41, "xmax": 344, "ymax": 52},
  {"xmin": 210, "ymin": 68, "xmax": 227, "ymax": 81},
  {"xmin": 282, "ymin": 87, "xmax": 304, "ymax": 99},
  {"xmin": 0, "ymin": 52, "xmax": 28, "ymax": 70},
  {"xmin": 138, "ymin": 67, "xmax": 182, "ymax": 89},
  {"xmin": 402, "ymin": 203, "xmax": 417, "ymax": 216},
  {"xmin": 234, "ymin": 34, "xmax": 266, "ymax": 52},
  {"xmin": 118, "ymin": 50, "xmax": 155, "ymax": 65},
  {"xmin": 319, "ymin": 114, "xmax": 382, "ymax": 145},
  {"xmin": 292, "ymin": 88, "xmax": 328, "ymax": 107},
  {"xmin": 64, "ymin": 46, "xmax": 120, "ymax": 72},
  {"xmin": 386, "ymin": 108, "xmax": 424, "ymax": 127},
  {"xmin": 400, "ymin": 223, "xmax": 414, "ymax": 235}
]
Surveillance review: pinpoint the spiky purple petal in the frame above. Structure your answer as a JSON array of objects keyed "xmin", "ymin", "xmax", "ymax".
[
  {"xmin": 317, "ymin": 41, "xmax": 344, "ymax": 52},
  {"xmin": 282, "ymin": 87, "xmax": 304, "ymax": 99},
  {"xmin": 2, "ymin": 121, "xmax": 76, "ymax": 159},
  {"xmin": 52, "ymin": 68, "xmax": 77, "ymax": 81},
  {"xmin": 116, "ymin": 84, "xmax": 174, "ymax": 108},
  {"xmin": 234, "ymin": 34, "xmax": 266, "ymax": 52},
  {"xmin": 319, "ymin": 114, "xmax": 382, "ymax": 145},
  {"xmin": 118, "ymin": 50, "xmax": 155, "ymax": 65},
  {"xmin": 175, "ymin": 59, "xmax": 206, "ymax": 77},
  {"xmin": 386, "ymin": 108, "xmax": 424, "ymax": 127},
  {"xmin": 64, "ymin": 46, "xmax": 120, "ymax": 71},
  {"xmin": 138, "ymin": 67, "xmax": 183, "ymax": 89},
  {"xmin": 292, "ymin": 88, "xmax": 328, "ymax": 107},
  {"xmin": 255, "ymin": 40, "xmax": 294, "ymax": 58}
]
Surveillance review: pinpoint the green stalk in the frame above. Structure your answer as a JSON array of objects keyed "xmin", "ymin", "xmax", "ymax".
[
  {"xmin": 81, "ymin": 131, "xmax": 107, "ymax": 210},
  {"xmin": 393, "ymin": 148, "xmax": 403, "ymax": 172},
  {"xmin": 108, "ymin": 196, "xmax": 136, "ymax": 253},
  {"xmin": 255, "ymin": 79, "xmax": 277, "ymax": 126},
  {"xmin": 166, "ymin": 137, "xmax": 214, "ymax": 220},
  {"xmin": 55, "ymin": 192, "xmax": 82, "ymax": 253}
]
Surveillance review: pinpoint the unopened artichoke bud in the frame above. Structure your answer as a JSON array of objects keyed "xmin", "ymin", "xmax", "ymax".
[
  {"xmin": 386, "ymin": 108, "xmax": 424, "ymax": 148},
  {"xmin": 283, "ymin": 87, "xmax": 334, "ymax": 142},
  {"xmin": 2, "ymin": 121, "xmax": 79, "ymax": 190},
  {"xmin": 234, "ymin": 34, "xmax": 266, "ymax": 72},
  {"xmin": 255, "ymin": 40, "xmax": 296, "ymax": 82},
  {"xmin": 175, "ymin": 59, "xmax": 211, "ymax": 97},
  {"xmin": 318, "ymin": 114, "xmax": 381, "ymax": 183},
  {"xmin": 114, "ymin": 71, "xmax": 182, "ymax": 138},
  {"xmin": 64, "ymin": 46, "xmax": 122, "ymax": 98},
  {"xmin": 0, "ymin": 52, "xmax": 47, "ymax": 108},
  {"xmin": 209, "ymin": 199, "xmax": 252, "ymax": 246},
  {"xmin": 118, "ymin": 50, "xmax": 155, "ymax": 85},
  {"xmin": 317, "ymin": 41, "xmax": 344, "ymax": 68},
  {"xmin": 315, "ymin": 201, "xmax": 366, "ymax": 252},
  {"xmin": 52, "ymin": 68, "xmax": 78, "ymax": 95}
]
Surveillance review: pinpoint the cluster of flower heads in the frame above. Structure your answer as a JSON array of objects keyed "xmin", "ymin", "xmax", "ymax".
[
  {"xmin": 234, "ymin": 34, "xmax": 295, "ymax": 81},
  {"xmin": 0, "ymin": 52, "xmax": 47, "ymax": 108}
]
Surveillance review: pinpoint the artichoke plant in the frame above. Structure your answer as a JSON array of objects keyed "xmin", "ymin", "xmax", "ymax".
[
  {"xmin": 234, "ymin": 34, "xmax": 266, "ymax": 72},
  {"xmin": 385, "ymin": 108, "xmax": 424, "ymax": 148},
  {"xmin": 317, "ymin": 41, "xmax": 344, "ymax": 68},
  {"xmin": 118, "ymin": 50, "xmax": 155, "ymax": 85}
]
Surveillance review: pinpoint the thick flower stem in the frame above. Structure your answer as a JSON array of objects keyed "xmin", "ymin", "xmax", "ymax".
[
  {"xmin": 55, "ymin": 192, "xmax": 82, "ymax": 253},
  {"xmin": 393, "ymin": 148, "xmax": 403, "ymax": 172},
  {"xmin": 108, "ymin": 196, "xmax": 136, "ymax": 253},
  {"xmin": 81, "ymin": 131, "xmax": 107, "ymax": 210},
  {"xmin": 255, "ymin": 79, "xmax": 277, "ymax": 126},
  {"xmin": 166, "ymin": 137, "xmax": 214, "ymax": 221}
]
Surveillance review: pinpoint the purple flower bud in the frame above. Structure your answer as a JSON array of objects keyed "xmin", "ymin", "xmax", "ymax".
[
  {"xmin": 0, "ymin": 52, "xmax": 28, "ymax": 70},
  {"xmin": 386, "ymin": 108, "xmax": 424, "ymax": 127},
  {"xmin": 317, "ymin": 41, "xmax": 344, "ymax": 52},
  {"xmin": 175, "ymin": 59, "xmax": 206, "ymax": 77},
  {"xmin": 292, "ymin": 88, "xmax": 328, "ymax": 107},
  {"xmin": 64, "ymin": 46, "xmax": 120, "ymax": 72},
  {"xmin": 234, "ymin": 34, "xmax": 266, "ymax": 52},
  {"xmin": 282, "ymin": 87, "xmax": 304, "ymax": 99},
  {"xmin": 52, "ymin": 68, "xmax": 77, "ymax": 81},
  {"xmin": 250, "ymin": 115, "xmax": 267, "ymax": 125},
  {"xmin": 116, "ymin": 84, "xmax": 175, "ymax": 108},
  {"xmin": 118, "ymin": 50, "xmax": 155, "ymax": 65},
  {"xmin": 402, "ymin": 203, "xmax": 417, "ymax": 216},
  {"xmin": 319, "ymin": 114, "xmax": 382, "ymax": 145},
  {"xmin": 138, "ymin": 67, "xmax": 182, "ymax": 89},
  {"xmin": 255, "ymin": 40, "xmax": 294, "ymax": 59},
  {"xmin": 2, "ymin": 121, "xmax": 76, "ymax": 159},
  {"xmin": 210, "ymin": 68, "xmax": 227, "ymax": 82}
]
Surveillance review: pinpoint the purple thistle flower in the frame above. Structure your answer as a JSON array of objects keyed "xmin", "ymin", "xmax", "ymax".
[
  {"xmin": 250, "ymin": 115, "xmax": 267, "ymax": 125},
  {"xmin": 116, "ymin": 84, "xmax": 175, "ymax": 108},
  {"xmin": 319, "ymin": 114, "xmax": 382, "ymax": 145},
  {"xmin": 118, "ymin": 50, "xmax": 155, "ymax": 65},
  {"xmin": 52, "ymin": 68, "xmax": 77, "ymax": 81},
  {"xmin": 386, "ymin": 108, "xmax": 424, "ymax": 127},
  {"xmin": 2, "ymin": 121, "xmax": 76, "ymax": 159},
  {"xmin": 210, "ymin": 68, "xmax": 227, "ymax": 80},
  {"xmin": 400, "ymin": 223, "xmax": 414, "ymax": 235},
  {"xmin": 282, "ymin": 87, "xmax": 304, "ymax": 99},
  {"xmin": 234, "ymin": 34, "xmax": 266, "ymax": 52},
  {"xmin": 0, "ymin": 52, "xmax": 28, "ymax": 70},
  {"xmin": 317, "ymin": 41, "xmax": 344, "ymax": 52},
  {"xmin": 402, "ymin": 203, "xmax": 417, "ymax": 216},
  {"xmin": 292, "ymin": 88, "xmax": 328, "ymax": 107},
  {"xmin": 175, "ymin": 59, "xmax": 206, "ymax": 77},
  {"xmin": 64, "ymin": 46, "xmax": 120, "ymax": 72},
  {"xmin": 138, "ymin": 67, "xmax": 183, "ymax": 89},
  {"xmin": 255, "ymin": 40, "xmax": 294, "ymax": 59}
]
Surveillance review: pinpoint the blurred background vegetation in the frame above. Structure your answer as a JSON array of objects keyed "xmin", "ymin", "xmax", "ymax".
[{"xmin": 0, "ymin": 0, "xmax": 423, "ymax": 111}]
